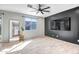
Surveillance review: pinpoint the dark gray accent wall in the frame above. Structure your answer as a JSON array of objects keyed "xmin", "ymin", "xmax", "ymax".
[{"xmin": 45, "ymin": 7, "xmax": 79, "ymax": 44}]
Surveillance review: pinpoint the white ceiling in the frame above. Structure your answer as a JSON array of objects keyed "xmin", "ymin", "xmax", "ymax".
[{"xmin": 0, "ymin": 4, "xmax": 79, "ymax": 17}]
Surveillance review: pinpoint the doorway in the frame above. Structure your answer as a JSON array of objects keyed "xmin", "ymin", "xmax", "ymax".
[{"xmin": 10, "ymin": 20, "xmax": 20, "ymax": 41}]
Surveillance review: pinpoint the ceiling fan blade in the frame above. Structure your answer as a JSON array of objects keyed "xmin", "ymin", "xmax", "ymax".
[
  {"xmin": 42, "ymin": 7, "xmax": 50, "ymax": 10},
  {"xmin": 27, "ymin": 4, "xmax": 32, "ymax": 8},
  {"xmin": 41, "ymin": 11, "xmax": 44, "ymax": 14},
  {"xmin": 31, "ymin": 7, "xmax": 37, "ymax": 10},
  {"xmin": 39, "ymin": 4, "xmax": 41, "ymax": 9},
  {"xmin": 27, "ymin": 4, "xmax": 37, "ymax": 10},
  {"xmin": 43, "ymin": 10, "xmax": 50, "ymax": 12}
]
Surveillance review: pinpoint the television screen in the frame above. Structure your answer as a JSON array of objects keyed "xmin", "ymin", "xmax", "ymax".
[{"xmin": 50, "ymin": 17, "xmax": 71, "ymax": 31}]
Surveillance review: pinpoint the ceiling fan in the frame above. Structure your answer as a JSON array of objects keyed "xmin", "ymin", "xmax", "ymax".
[{"xmin": 27, "ymin": 4, "xmax": 50, "ymax": 14}]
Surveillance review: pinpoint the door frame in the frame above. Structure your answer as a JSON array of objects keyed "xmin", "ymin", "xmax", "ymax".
[{"xmin": 10, "ymin": 20, "xmax": 20, "ymax": 39}]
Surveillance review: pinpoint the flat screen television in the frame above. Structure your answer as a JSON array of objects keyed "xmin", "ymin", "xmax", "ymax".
[{"xmin": 50, "ymin": 17, "xmax": 71, "ymax": 31}]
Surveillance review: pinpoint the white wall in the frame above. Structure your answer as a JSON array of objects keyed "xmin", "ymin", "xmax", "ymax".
[
  {"xmin": 0, "ymin": 10, "xmax": 24, "ymax": 42},
  {"xmin": 0, "ymin": 10, "xmax": 45, "ymax": 42},
  {"xmin": 24, "ymin": 17, "xmax": 45, "ymax": 39}
]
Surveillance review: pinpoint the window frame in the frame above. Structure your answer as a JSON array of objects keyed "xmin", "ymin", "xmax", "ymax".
[{"xmin": 25, "ymin": 17, "xmax": 37, "ymax": 30}]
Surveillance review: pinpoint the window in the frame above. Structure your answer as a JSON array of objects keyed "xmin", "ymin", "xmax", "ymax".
[{"xmin": 25, "ymin": 18, "xmax": 37, "ymax": 30}]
